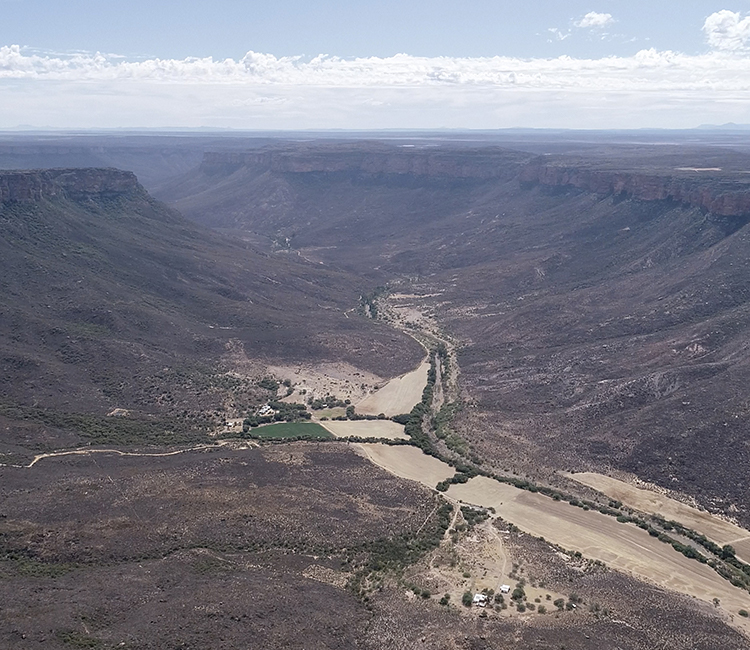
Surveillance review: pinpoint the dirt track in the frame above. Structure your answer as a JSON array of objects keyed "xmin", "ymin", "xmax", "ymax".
[{"xmin": 567, "ymin": 472, "xmax": 750, "ymax": 563}]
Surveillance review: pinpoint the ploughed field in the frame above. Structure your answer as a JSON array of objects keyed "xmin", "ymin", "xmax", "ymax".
[
  {"xmin": 355, "ymin": 359, "xmax": 430, "ymax": 417},
  {"xmin": 319, "ymin": 419, "xmax": 408, "ymax": 439},
  {"xmin": 567, "ymin": 472, "xmax": 750, "ymax": 564}
]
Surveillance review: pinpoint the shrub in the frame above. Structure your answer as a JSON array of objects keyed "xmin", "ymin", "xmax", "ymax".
[{"xmin": 462, "ymin": 591, "xmax": 473, "ymax": 607}]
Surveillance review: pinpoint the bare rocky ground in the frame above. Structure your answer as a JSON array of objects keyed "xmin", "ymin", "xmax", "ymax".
[{"xmin": 1, "ymin": 442, "xmax": 746, "ymax": 650}]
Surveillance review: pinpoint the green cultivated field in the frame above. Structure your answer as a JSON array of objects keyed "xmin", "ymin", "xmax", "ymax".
[{"xmin": 254, "ymin": 422, "xmax": 333, "ymax": 440}]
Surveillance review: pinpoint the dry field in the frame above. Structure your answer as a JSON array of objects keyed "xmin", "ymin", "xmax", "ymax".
[
  {"xmin": 567, "ymin": 472, "xmax": 750, "ymax": 563},
  {"xmin": 354, "ymin": 443, "xmax": 454, "ymax": 485},
  {"xmin": 447, "ymin": 477, "xmax": 750, "ymax": 630},
  {"xmin": 267, "ymin": 362, "xmax": 384, "ymax": 404},
  {"xmin": 318, "ymin": 420, "xmax": 408, "ymax": 440},
  {"xmin": 352, "ymin": 443, "xmax": 750, "ymax": 633},
  {"xmin": 356, "ymin": 359, "xmax": 429, "ymax": 416}
]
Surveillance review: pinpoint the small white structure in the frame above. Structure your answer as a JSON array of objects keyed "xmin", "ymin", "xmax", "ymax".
[
  {"xmin": 499, "ymin": 585, "xmax": 511, "ymax": 594},
  {"xmin": 257, "ymin": 404, "xmax": 274, "ymax": 417},
  {"xmin": 472, "ymin": 593, "xmax": 488, "ymax": 607}
]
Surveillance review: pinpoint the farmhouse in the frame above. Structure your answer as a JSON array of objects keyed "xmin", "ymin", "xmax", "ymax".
[
  {"xmin": 472, "ymin": 593, "xmax": 488, "ymax": 607},
  {"xmin": 257, "ymin": 404, "xmax": 274, "ymax": 417}
]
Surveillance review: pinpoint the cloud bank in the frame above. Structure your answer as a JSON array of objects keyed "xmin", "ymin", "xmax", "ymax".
[
  {"xmin": 1, "ymin": 44, "xmax": 749, "ymax": 92},
  {"xmin": 3, "ymin": 17, "xmax": 750, "ymax": 131}
]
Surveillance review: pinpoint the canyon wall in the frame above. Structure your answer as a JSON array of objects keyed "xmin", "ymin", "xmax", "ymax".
[
  {"xmin": 0, "ymin": 168, "xmax": 141, "ymax": 202},
  {"xmin": 520, "ymin": 162, "xmax": 750, "ymax": 217}
]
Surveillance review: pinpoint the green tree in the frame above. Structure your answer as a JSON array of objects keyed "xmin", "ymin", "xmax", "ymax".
[{"xmin": 721, "ymin": 544, "xmax": 736, "ymax": 560}]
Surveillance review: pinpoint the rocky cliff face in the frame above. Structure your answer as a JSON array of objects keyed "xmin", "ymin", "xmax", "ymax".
[
  {"xmin": 202, "ymin": 146, "xmax": 532, "ymax": 180},
  {"xmin": 0, "ymin": 168, "xmax": 141, "ymax": 202},
  {"xmin": 519, "ymin": 161, "xmax": 750, "ymax": 217},
  {"xmin": 201, "ymin": 145, "xmax": 750, "ymax": 217}
]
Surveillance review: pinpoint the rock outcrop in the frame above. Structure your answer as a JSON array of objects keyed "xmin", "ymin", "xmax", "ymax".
[
  {"xmin": 201, "ymin": 144, "xmax": 750, "ymax": 217},
  {"xmin": 519, "ymin": 161, "xmax": 750, "ymax": 217},
  {"xmin": 201, "ymin": 145, "xmax": 532, "ymax": 180},
  {"xmin": 0, "ymin": 168, "xmax": 141, "ymax": 202}
]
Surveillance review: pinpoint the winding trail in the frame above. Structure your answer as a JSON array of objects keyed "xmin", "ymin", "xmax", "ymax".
[{"xmin": 9, "ymin": 441, "xmax": 247, "ymax": 470}]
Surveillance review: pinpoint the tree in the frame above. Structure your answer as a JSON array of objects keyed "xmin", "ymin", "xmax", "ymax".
[
  {"xmin": 511, "ymin": 585, "xmax": 526, "ymax": 602},
  {"xmin": 721, "ymin": 544, "xmax": 736, "ymax": 560},
  {"xmin": 462, "ymin": 591, "xmax": 473, "ymax": 607}
]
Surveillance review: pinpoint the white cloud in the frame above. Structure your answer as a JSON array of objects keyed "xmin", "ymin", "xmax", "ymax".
[
  {"xmin": 547, "ymin": 27, "xmax": 571, "ymax": 42},
  {"xmin": 2, "ymin": 44, "xmax": 750, "ymax": 129},
  {"xmin": 575, "ymin": 12, "xmax": 614, "ymax": 29},
  {"xmin": 703, "ymin": 10, "xmax": 750, "ymax": 51},
  {"xmin": 1, "ymin": 44, "xmax": 750, "ymax": 92}
]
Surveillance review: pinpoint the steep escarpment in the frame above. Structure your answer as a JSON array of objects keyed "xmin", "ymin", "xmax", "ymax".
[
  {"xmin": 0, "ymin": 168, "xmax": 422, "ymax": 448},
  {"xmin": 0, "ymin": 168, "xmax": 141, "ymax": 202},
  {"xmin": 200, "ymin": 143, "xmax": 532, "ymax": 179},
  {"xmin": 520, "ymin": 158, "xmax": 750, "ymax": 218}
]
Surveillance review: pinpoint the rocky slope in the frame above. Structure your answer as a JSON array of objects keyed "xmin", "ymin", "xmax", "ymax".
[
  {"xmin": 0, "ymin": 167, "xmax": 422, "ymax": 451},
  {"xmin": 158, "ymin": 140, "xmax": 750, "ymax": 525}
]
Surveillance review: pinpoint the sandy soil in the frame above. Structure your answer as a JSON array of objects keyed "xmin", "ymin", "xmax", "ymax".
[
  {"xmin": 318, "ymin": 420, "xmax": 408, "ymax": 440},
  {"xmin": 354, "ymin": 444, "xmax": 454, "ymax": 486},
  {"xmin": 267, "ymin": 362, "xmax": 383, "ymax": 405},
  {"xmin": 447, "ymin": 476, "xmax": 750, "ymax": 629},
  {"xmin": 356, "ymin": 360, "xmax": 429, "ymax": 417},
  {"xmin": 567, "ymin": 472, "xmax": 750, "ymax": 563},
  {"xmin": 407, "ymin": 516, "xmax": 567, "ymax": 618}
]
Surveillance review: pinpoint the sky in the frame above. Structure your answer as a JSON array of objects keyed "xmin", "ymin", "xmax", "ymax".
[{"xmin": 2, "ymin": 1, "xmax": 750, "ymax": 130}]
